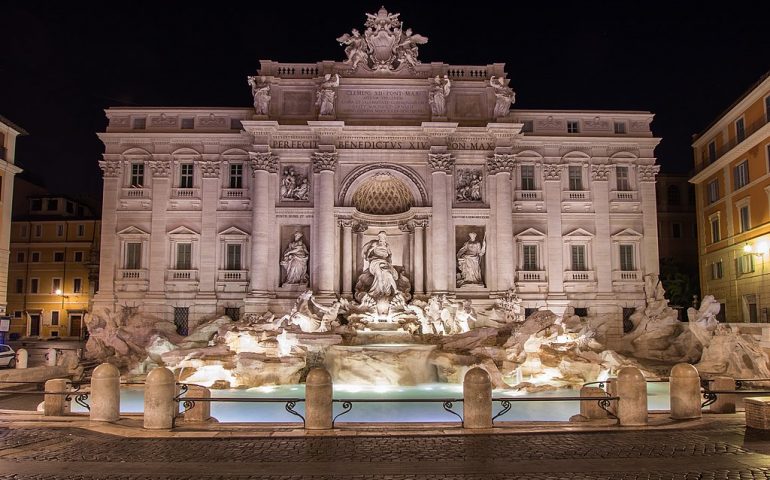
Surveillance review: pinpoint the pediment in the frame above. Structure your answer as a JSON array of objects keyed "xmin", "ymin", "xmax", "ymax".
[
  {"xmin": 514, "ymin": 150, "xmax": 543, "ymax": 161},
  {"xmin": 564, "ymin": 227, "xmax": 594, "ymax": 238},
  {"xmin": 516, "ymin": 227, "xmax": 546, "ymax": 238},
  {"xmin": 121, "ymin": 147, "xmax": 152, "ymax": 158},
  {"xmin": 171, "ymin": 147, "xmax": 202, "ymax": 158},
  {"xmin": 116, "ymin": 226, "xmax": 150, "ymax": 236},
  {"xmin": 168, "ymin": 226, "xmax": 200, "ymax": 236},
  {"xmin": 218, "ymin": 226, "xmax": 250, "ymax": 237},
  {"xmin": 221, "ymin": 148, "xmax": 250, "ymax": 157},
  {"xmin": 611, "ymin": 228, "xmax": 643, "ymax": 239}
]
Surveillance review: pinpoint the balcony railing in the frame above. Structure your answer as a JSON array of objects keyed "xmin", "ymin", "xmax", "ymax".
[
  {"xmin": 168, "ymin": 269, "xmax": 198, "ymax": 281},
  {"xmin": 613, "ymin": 270, "xmax": 642, "ymax": 282},
  {"xmin": 562, "ymin": 191, "xmax": 590, "ymax": 201},
  {"xmin": 222, "ymin": 188, "xmax": 247, "ymax": 198},
  {"xmin": 516, "ymin": 270, "xmax": 546, "ymax": 282},
  {"xmin": 564, "ymin": 270, "xmax": 595, "ymax": 282},
  {"xmin": 118, "ymin": 269, "xmax": 147, "ymax": 280},
  {"xmin": 122, "ymin": 187, "xmax": 149, "ymax": 198},
  {"xmin": 610, "ymin": 190, "xmax": 638, "ymax": 201},
  {"xmin": 218, "ymin": 270, "xmax": 248, "ymax": 281},
  {"xmin": 172, "ymin": 188, "xmax": 199, "ymax": 198},
  {"xmin": 514, "ymin": 190, "xmax": 543, "ymax": 201},
  {"xmin": 700, "ymin": 115, "xmax": 770, "ymax": 167}
]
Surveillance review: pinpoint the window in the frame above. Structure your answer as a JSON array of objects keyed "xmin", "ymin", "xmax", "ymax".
[
  {"xmin": 179, "ymin": 163, "xmax": 194, "ymax": 188},
  {"xmin": 181, "ymin": 118, "xmax": 194, "ymax": 129},
  {"xmin": 739, "ymin": 205, "xmax": 750, "ymax": 232},
  {"xmin": 707, "ymin": 141, "xmax": 717, "ymax": 164},
  {"xmin": 520, "ymin": 165, "xmax": 535, "ymax": 190},
  {"xmin": 130, "ymin": 163, "xmax": 145, "ymax": 187},
  {"xmin": 16, "ymin": 252, "xmax": 24, "ymax": 263},
  {"xmin": 77, "ymin": 224, "xmax": 85, "ymax": 237},
  {"xmin": 30, "ymin": 278, "xmax": 39, "ymax": 293},
  {"xmin": 20, "ymin": 225, "xmax": 27, "ymax": 237},
  {"xmin": 711, "ymin": 261, "xmax": 723, "ymax": 280},
  {"xmin": 522, "ymin": 245, "xmax": 538, "ymax": 271},
  {"xmin": 707, "ymin": 179, "xmax": 719, "ymax": 203},
  {"xmin": 225, "ymin": 307, "xmax": 240, "ymax": 321},
  {"xmin": 51, "ymin": 311, "xmax": 59, "ymax": 326},
  {"xmin": 521, "ymin": 120, "xmax": 534, "ymax": 133},
  {"xmin": 736, "ymin": 118, "xmax": 746, "ymax": 142},
  {"xmin": 568, "ymin": 165, "xmax": 583, "ymax": 190},
  {"xmin": 616, "ymin": 166, "xmax": 630, "ymax": 191},
  {"xmin": 571, "ymin": 245, "xmax": 586, "ymax": 271},
  {"xmin": 66, "ymin": 202, "xmax": 74, "ymax": 214},
  {"xmin": 15, "ymin": 278, "xmax": 23, "ymax": 294},
  {"xmin": 226, "ymin": 244, "xmax": 242, "ymax": 270},
  {"xmin": 734, "ymin": 160, "xmax": 749, "ymax": 190},
  {"xmin": 567, "ymin": 120, "xmax": 580, "ymax": 133},
  {"xmin": 230, "ymin": 119, "xmax": 243, "ymax": 130},
  {"xmin": 672, "ymin": 223, "xmax": 682, "ymax": 238},
  {"xmin": 74, "ymin": 251, "xmax": 84, "ymax": 262},
  {"xmin": 766, "ymin": 96, "xmax": 770, "ymax": 122},
  {"xmin": 73, "ymin": 278, "xmax": 82, "ymax": 294},
  {"xmin": 738, "ymin": 253, "xmax": 755, "ymax": 274},
  {"xmin": 174, "ymin": 307, "xmax": 189, "ymax": 336},
  {"xmin": 13, "ymin": 311, "xmax": 21, "ymax": 318},
  {"xmin": 47, "ymin": 199, "xmax": 58, "ymax": 211},
  {"xmin": 125, "ymin": 242, "xmax": 142, "ymax": 269},
  {"xmin": 52, "ymin": 278, "xmax": 61, "ymax": 293},
  {"xmin": 54, "ymin": 252, "xmax": 64, "ymax": 262},
  {"xmin": 33, "ymin": 224, "xmax": 42, "ymax": 237},
  {"xmin": 56, "ymin": 224, "xmax": 64, "ymax": 237},
  {"xmin": 745, "ymin": 295, "xmax": 759, "ymax": 323},
  {"xmin": 133, "ymin": 117, "xmax": 146, "ymax": 129},
  {"xmin": 30, "ymin": 198, "xmax": 42, "ymax": 211},
  {"xmin": 619, "ymin": 244, "xmax": 634, "ymax": 271},
  {"xmin": 710, "ymin": 217, "xmax": 720, "ymax": 243},
  {"xmin": 614, "ymin": 122, "xmax": 626, "ymax": 134},
  {"xmin": 229, "ymin": 164, "xmax": 243, "ymax": 189},
  {"xmin": 176, "ymin": 243, "xmax": 192, "ymax": 270},
  {"xmin": 667, "ymin": 185, "xmax": 680, "ymax": 205},
  {"xmin": 574, "ymin": 307, "xmax": 588, "ymax": 317},
  {"xmin": 31, "ymin": 252, "xmax": 40, "ymax": 263}
]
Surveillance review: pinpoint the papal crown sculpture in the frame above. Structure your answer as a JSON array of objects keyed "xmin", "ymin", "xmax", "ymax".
[{"xmin": 337, "ymin": 7, "xmax": 429, "ymax": 71}]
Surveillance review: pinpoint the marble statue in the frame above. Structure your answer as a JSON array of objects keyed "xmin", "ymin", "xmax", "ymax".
[
  {"xmin": 429, "ymin": 75, "xmax": 451, "ymax": 116},
  {"xmin": 394, "ymin": 28, "xmax": 428, "ymax": 68},
  {"xmin": 495, "ymin": 289, "xmax": 524, "ymax": 323},
  {"xmin": 354, "ymin": 231, "xmax": 412, "ymax": 318},
  {"xmin": 280, "ymin": 167, "xmax": 309, "ymax": 201},
  {"xmin": 456, "ymin": 169, "xmax": 482, "ymax": 202},
  {"xmin": 362, "ymin": 231, "xmax": 400, "ymax": 299},
  {"xmin": 316, "ymin": 74, "xmax": 340, "ymax": 116},
  {"xmin": 280, "ymin": 231, "xmax": 309, "ymax": 285},
  {"xmin": 247, "ymin": 76, "xmax": 271, "ymax": 115},
  {"xmin": 456, "ymin": 232, "xmax": 486, "ymax": 287},
  {"xmin": 336, "ymin": 29, "xmax": 369, "ymax": 69},
  {"xmin": 489, "ymin": 76, "xmax": 515, "ymax": 118},
  {"xmin": 687, "ymin": 295, "xmax": 721, "ymax": 348}
]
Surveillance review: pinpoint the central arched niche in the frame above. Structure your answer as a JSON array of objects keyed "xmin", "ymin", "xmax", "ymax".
[{"xmin": 352, "ymin": 173, "xmax": 414, "ymax": 215}]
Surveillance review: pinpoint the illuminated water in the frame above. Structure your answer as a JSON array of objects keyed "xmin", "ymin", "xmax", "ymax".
[{"xmin": 71, "ymin": 382, "xmax": 671, "ymax": 423}]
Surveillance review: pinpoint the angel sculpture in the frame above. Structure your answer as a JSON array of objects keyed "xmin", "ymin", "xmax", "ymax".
[
  {"xmin": 316, "ymin": 74, "xmax": 340, "ymax": 116},
  {"xmin": 489, "ymin": 76, "xmax": 515, "ymax": 118},
  {"xmin": 394, "ymin": 28, "xmax": 428, "ymax": 67},
  {"xmin": 336, "ymin": 29, "xmax": 369, "ymax": 69}
]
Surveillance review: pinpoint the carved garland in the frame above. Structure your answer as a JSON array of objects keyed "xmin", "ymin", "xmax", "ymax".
[
  {"xmin": 591, "ymin": 165, "xmax": 611, "ymax": 181},
  {"xmin": 543, "ymin": 164, "xmax": 562, "ymax": 181},
  {"xmin": 312, "ymin": 152, "xmax": 339, "ymax": 173},
  {"xmin": 147, "ymin": 160, "xmax": 171, "ymax": 178},
  {"xmin": 197, "ymin": 160, "xmax": 221, "ymax": 178},
  {"xmin": 486, "ymin": 154, "xmax": 515, "ymax": 175},
  {"xmin": 98, "ymin": 160, "xmax": 122, "ymax": 178},
  {"xmin": 427, "ymin": 153, "xmax": 454, "ymax": 173},
  {"xmin": 250, "ymin": 152, "xmax": 279, "ymax": 174},
  {"xmin": 637, "ymin": 165, "xmax": 660, "ymax": 182}
]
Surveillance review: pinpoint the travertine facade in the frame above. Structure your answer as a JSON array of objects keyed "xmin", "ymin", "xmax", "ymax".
[
  {"xmin": 0, "ymin": 116, "xmax": 25, "ymax": 319},
  {"xmin": 94, "ymin": 8, "xmax": 661, "ymax": 347}
]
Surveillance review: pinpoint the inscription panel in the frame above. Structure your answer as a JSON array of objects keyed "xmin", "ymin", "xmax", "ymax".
[{"xmin": 337, "ymin": 87, "xmax": 430, "ymax": 117}]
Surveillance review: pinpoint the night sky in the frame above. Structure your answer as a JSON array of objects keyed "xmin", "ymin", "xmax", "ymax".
[{"xmin": 2, "ymin": 1, "xmax": 769, "ymax": 201}]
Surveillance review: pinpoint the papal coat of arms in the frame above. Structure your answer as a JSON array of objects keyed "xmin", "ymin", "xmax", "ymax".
[{"xmin": 336, "ymin": 7, "xmax": 428, "ymax": 71}]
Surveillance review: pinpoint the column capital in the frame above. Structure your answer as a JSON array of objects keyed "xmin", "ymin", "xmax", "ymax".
[
  {"xmin": 197, "ymin": 160, "xmax": 221, "ymax": 178},
  {"xmin": 250, "ymin": 151, "xmax": 278, "ymax": 174},
  {"xmin": 312, "ymin": 151, "xmax": 338, "ymax": 173},
  {"xmin": 413, "ymin": 218, "xmax": 429, "ymax": 229},
  {"xmin": 543, "ymin": 163, "xmax": 562, "ymax": 181},
  {"xmin": 338, "ymin": 218, "xmax": 354, "ymax": 229},
  {"xmin": 591, "ymin": 164, "xmax": 611, "ymax": 182},
  {"xmin": 638, "ymin": 165, "xmax": 660, "ymax": 182},
  {"xmin": 486, "ymin": 153, "xmax": 515, "ymax": 174},
  {"xmin": 399, "ymin": 222, "xmax": 415, "ymax": 233},
  {"xmin": 352, "ymin": 221, "xmax": 368, "ymax": 233},
  {"xmin": 427, "ymin": 152, "xmax": 454, "ymax": 173},
  {"xmin": 147, "ymin": 160, "xmax": 171, "ymax": 178},
  {"xmin": 98, "ymin": 160, "xmax": 122, "ymax": 178}
]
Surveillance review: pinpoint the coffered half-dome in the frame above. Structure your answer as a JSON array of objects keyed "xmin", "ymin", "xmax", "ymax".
[{"xmin": 352, "ymin": 173, "xmax": 414, "ymax": 215}]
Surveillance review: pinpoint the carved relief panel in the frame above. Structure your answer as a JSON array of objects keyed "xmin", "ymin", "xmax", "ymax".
[{"xmin": 279, "ymin": 164, "xmax": 311, "ymax": 202}]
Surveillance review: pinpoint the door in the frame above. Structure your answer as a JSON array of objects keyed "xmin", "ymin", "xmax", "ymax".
[
  {"xmin": 29, "ymin": 314, "xmax": 41, "ymax": 336},
  {"xmin": 69, "ymin": 315, "xmax": 83, "ymax": 338}
]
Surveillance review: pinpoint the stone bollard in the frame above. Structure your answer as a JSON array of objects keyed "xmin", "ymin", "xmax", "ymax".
[
  {"xmin": 580, "ymin": 386, "xmax": 610, "ymax": 419},
  {"xmin": 143, "ymin": 367, "xmax": 177, "ymax": 430},
  {"xmin": 616, "ymin": 366, "xmax": 647, "ymax": 426},
  {"xmin": 46, "ymin": 348, "xmax": 58, "ymax": 367},
  {"xmin": 670, "ymin": 363, "xmax": 702, "ymax": 420},
  {"xmin": 15, "ymin": 348, "xmax": 28, "ymax": 369},
  {"xmin": 463, "ymin": 367, "xmax": 492, "ymax": 429},
  {"xmin": 709, "ymin": 377, "xmax": 736, "ymax": 414},
  {"xmin": 182, "ymin": 385, "xmax": 212, "ymax": 424},
  {"xmin": 90, "ymin": 363, "xmax": 121, "ymax": 422},
  {"xmin": 305, "ymin": 368, "xmax": 332, "ymax": 430},
  {"xmin": 43, "ymin": 378, "xmax": 70, "ymax": 416}
]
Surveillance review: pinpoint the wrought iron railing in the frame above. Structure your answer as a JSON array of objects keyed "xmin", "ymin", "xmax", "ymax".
[
  {"xmin": 491, "ymin": 395, "xmax": 618, "ymax": 423},
  {"xmin": 700, "ymin": 377, "xmax": 770, "ymax": 408},
  {"xmin": 330, "ymin": 398, "xmax": 464, "ymax": 427}
]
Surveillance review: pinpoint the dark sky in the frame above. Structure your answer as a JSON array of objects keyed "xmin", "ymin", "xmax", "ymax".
[{"xmin": 2, "ymin": 1, "xmax": 769, "ymax": 200}]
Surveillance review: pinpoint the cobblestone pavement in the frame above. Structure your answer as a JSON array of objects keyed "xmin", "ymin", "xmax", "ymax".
[{"xmin": 0, "ymin": 426, "xmax": 769, "ymax": 479}]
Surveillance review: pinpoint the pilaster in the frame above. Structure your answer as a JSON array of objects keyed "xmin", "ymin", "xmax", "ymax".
[
  {"xmin": 639, "ymin": 165, "xmax": 660, "ymax": 275},
  {"xmin": 248, "ymin": 151, "xmax": 278, "ymax": 300},
  {"xmin": 543, "ymin": 163, "xmax": 565, "ymax": 296},
  {"xmin": 428, "ymin": 151, "xmax": 454, "ymax": 293},
  {"xmin": 147, "ymin": 160, "xmax": 171, "ymax": 294},
  {"xmin": 487, "ymin": 153, "xmax": 515, "ymax": 292},
  {"xmin": 312, "ymin": 150, "xmax": 338, "ymax": 296},
  {"xmin": 591, "ymin": 164, "xmax": 612, "ymax": 294},
  {"xmin": 198, "ymin": 159, "xmax": 220, "ymax": 295}
]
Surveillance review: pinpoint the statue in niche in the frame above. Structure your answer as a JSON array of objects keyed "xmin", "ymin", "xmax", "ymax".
[
  {"xmin": 456, "ymin": 169, "xmax": 483, "ymax": 202},
  {"xmin": 336, "ymin": 29, "xmax": 369, "ymax": 70},
  {"xmin": 280, "ymin": 167, "xmax": 309, "ymax": 201},
  {"xmin": 456, "ymin": 232, "xmax": 486, "ymax": 287},
  {"xmin": 429, "ymin": 75, "xmax": 451, "ymax": 116},
  {"xmin": 247, "ymin": 76, "xmax": 271, "ymax": 116},
  {"xmin": 354, "ymin": 231, "xmax": 412, "ymax": 317},
  {"xmin": 316, "ymin": 74, "xmax": 340, "ymax": 116},
  {"xmin": 489, "ymin": 76, "xmax": 515, "ymax": 118},
  {"xmin": 280, "ymin": 231, "xmax": 309, "ymax": 285}
]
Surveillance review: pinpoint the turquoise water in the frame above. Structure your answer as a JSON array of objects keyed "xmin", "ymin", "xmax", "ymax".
[{"xmin": 71, "ymin": 382, "xmax": 671, "ymax": 423}]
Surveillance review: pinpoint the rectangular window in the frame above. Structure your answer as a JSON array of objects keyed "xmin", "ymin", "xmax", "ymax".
[
  {"xmin": 56, "ymin": 224, "xmax": 64, "ymax": 237},
  {"xmin": 30, "ymin": 278, "xmax": 39, "ymax": 294},
  {"xmin": 15, "ymin": 278, "xmax": 23, "ymax": 294},
  {"xmin": 30, "ymin": 199, "xmax": 42, "ymax": 211},
  {"xmin": 181, "ymin": 118, "xmax": 194, "ymax": 129},
  {"xmin": 711, "ymin": 261, "xmax": 723, "ymax": 280},
  {"xmin": 174, "ymin": 307, "xmax": 189, "ymax": 336},
  {"xmin": 619, "ymin": 244, "xmax": 634, "ymax": 271},
  {"xmin": 226, "ymin": 244, "xmax": 242, "ymax": 270},
  {"xmin": 34, "ymin": 224, "xmax": 42, "ymax": 237},
  {"xmin": 707, "ymin": 179, "xmax": 719, "ymax": 203},
  {"xmin": 73, "ymin": 278, "xmax": 82, "ymax": 294},
  {"xmin": 13, "ymin": 311, "xmax": 21, "ymax": 318},
  {"xmin": 133, "ymin": 117, "xmax": 146, "ymax": 129},
  {"xmin": 739, "ymin": 253, "xmax": 755, "ymax": 274},
  {"xmin": 77, "ymin": 224, "xmax": 85, "ymax": 237},
  {"xmin": 521, "ymin": 120, "xmax": 534, "ymax": 133},
  {"xmin": 736, "ymin": 118, "xmax": 746, "ymax": 142},
  {"xmin": 51, "ymin": 311, "xmax": 59, "ymax": 326},
  {"xmin": 672, "ymin": 223, "xmax": 682, "ymax": 238},
  {"xmin": 179, "ymin": 163, "xmax": 194, "ymax": 188},
  {"xmin": 734, "ymin": 160, "xmax": 749, "ymax": 190},
  {"xmin": 52, "ymin": 278, "xmax": 61, "ymax": 293},
  {"xmin": 708, "ymin": 141, "xmax": 717, "ymax": 164},
  {"xmin": 31, "ymin": 252, "xmax": 40, "ymax": 262},
  {"xmin": 54, "ymin": 251, "xmax": 64, "ymax": 262},
  {"xmin": 130, "ymin": 163, "xmax": 145, "ymax": 187},
  {"xmin": 739, "ymin": 205, "xmax": 750, "ymax": 232},
  {"xmin": 47, "ymin": 199, "xmax": 58, "ymax": 211},
  {"xmin": 567, "ymin": 120, "xmax": 580, "ymax": 133},
  {"xmin": 125, "ymin": 243, "xmax": 142, "ymax": 269},
  {"xmin": 568, "ymin": 165, "xmax": 583, "ymax": 190},
  {"xmin": 616, "ymin": 166, "xmax": 630, "ymax": 191},
  {"xmin": 571, "ymin": 245, "xmax": 586, "ymax": 271},
  {"xmin": 74, "ymin": 251, "xmax": 84, "ymax": 262},
  {"xmin": 16, "ymin": 252, "xmax": 24, "ymax": 263},
  {"xmin": 710, "ymin": 217, "xmax": 720, "ymax": 243},
  {"xmin": 613, "ymin": 122, "xmax": 626, "ymax": 134},
  {"xmin": 522, "ymin": 245, "xmax": 537, "ymax": 271},
  {"xmin": 176, "ymin": 243, "xmax": 192, "ymax": 270},
  {"xmin": 229, "ymin": 164, "xmax": 243, "ymax": 189},
  {"xmin": 520, "ymin": 165, "xmax": 535, "ymax": 190}
]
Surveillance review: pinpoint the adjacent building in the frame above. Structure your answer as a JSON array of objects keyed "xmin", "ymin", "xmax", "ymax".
[
  {"xmin": 6, "ymin": 193, "xmax": 100, "ymax": 339},
  {"xmin": 690, "ymin": 71, "xmax": 770, "ymax": 322},
  {"xmin": 0, "ymin": 116, "xmax": 25, "ymax": 325}
]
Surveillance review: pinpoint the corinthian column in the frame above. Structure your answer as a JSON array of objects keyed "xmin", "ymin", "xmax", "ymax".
[
  {"xmin": 339, "ymin": 219, "xmax": 353, "ymax": 295},
  {"xmin": 428, "ymin": 152, "xmax": 454, "ymax": 293},
  {"xmin": 487, "ymin": 154, "xmax": 515, "ymax": 292},
  {"xmin": 249, "ymin": 151, "xmax": 278, "ymax": 295},
  {"xmin": 312, "ymin": 151, "xmax": 338, "ymax": 295},
  {"xmin": 147, "ymin": 160, "xmax": 171, "ymax": 294},
  {"xmin": 413, "ymin": 219, "xmax": 427, "ymax": 295},
  {"xmin": 639, "ymin": 165, "xmax": 661, "ymax": 275}
]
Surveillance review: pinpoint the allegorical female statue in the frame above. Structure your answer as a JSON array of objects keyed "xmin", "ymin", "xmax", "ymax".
[
  {"xmin": 247, "ymin": 76, "xmax": 271, "ymax": 116},
  {"xmin": 280, "ymin": 231, "xmax": 309, "ymax": 285},
  {"xmin": 456, "ymin": 232, "xmax": 486, "ymax": 287},
  {"xmin": 316, "ymin": 74, "xmax": 340, "ymax": 116},
  {"xmin": 361, "ymin": 231, "xmax": 399, "ymax": 299},
  {"xmin": 429, "ymin": 75, "xmax": 451, "ymax": 116}
]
